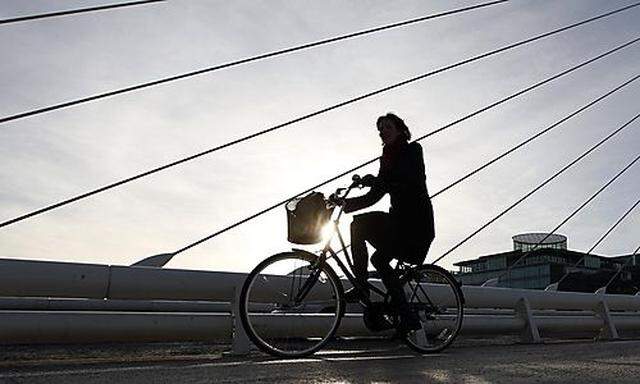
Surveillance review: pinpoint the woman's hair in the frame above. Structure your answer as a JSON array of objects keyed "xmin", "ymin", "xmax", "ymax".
[{"xmin": 377, "ymin": 113, "xmax": 411, "ymax": 141}]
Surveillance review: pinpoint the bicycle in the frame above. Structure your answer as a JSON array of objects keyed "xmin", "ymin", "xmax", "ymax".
[{"xmin": 239, "ymin": 175, "xmax": 465, "ymax": 357}]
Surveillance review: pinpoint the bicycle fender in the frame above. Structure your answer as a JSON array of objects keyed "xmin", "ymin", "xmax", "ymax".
[{"xmin": 290, "ymin": 248, "xmax": 319, "ymax": 258}]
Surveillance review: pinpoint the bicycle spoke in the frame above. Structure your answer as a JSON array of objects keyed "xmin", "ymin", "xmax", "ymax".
[
  {"xmin": 240, "ymin": 252, "xmax": 344, "ymax": 357},
  {"xmin": 417, "ymin": 282, "xmax": 437, "ymax": 309},
  {"xmin": 403, "ymin": 265, "xmax": 464, "ymax": 354}
]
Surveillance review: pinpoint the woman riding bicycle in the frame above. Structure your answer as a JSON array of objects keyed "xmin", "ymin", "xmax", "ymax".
[
  {"xmin": 338, "ymin": 113, "xmax": 435, "ymax": 334},
  {"xmin": 240, "ymin": 112, "xmax": 462, "ymax": 356}
]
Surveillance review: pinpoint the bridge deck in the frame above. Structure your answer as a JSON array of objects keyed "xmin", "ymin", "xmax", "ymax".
[{"xmin": 1, "ymin": 337, "xmax": 639, "ymax": 383}]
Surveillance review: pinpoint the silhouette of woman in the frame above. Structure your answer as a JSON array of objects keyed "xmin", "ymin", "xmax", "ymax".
[{"xmin": 341, "ymin": 113, "xmax": 435, "ymax": 332}]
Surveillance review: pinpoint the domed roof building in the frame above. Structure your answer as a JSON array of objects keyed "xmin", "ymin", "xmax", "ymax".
[
  {"xmin": 512, "ymin": 233, "xmax": 567, "ymax": 252},
  {"xmin": 454, "ymin": 233, "xmax": 638, "ymax": 293}
]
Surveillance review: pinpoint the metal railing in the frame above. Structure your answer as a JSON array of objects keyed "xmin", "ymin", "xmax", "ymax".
[{"xmin": 1, "ymin": 258, "xmax": 639, "ymax": 352}]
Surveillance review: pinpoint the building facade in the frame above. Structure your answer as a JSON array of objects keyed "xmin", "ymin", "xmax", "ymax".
[{"xmin": 454, "ymin": 233, "xmax": 639, "ymax": 293}]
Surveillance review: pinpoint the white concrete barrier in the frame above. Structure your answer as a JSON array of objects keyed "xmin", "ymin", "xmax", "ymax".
[
  {"xmin": 0, "ymin": 297, "xmax": 231, "ymax": 312},
  {"xmin": 1, "ymin": 311, "xmax": 638, "ymax": 344},
  {"xmin": 1, "ymin": 258, "xmax": 640, "ymax": 345},
  {"xmin": 3, "ymin": 258, "xmax": 639, "ymax": 311},
  {"xmin": 462, "ymin": 285, "xmax": 640, "ymax": 311},
  {"xmin": 0, "ymin": 258, "xmax": 109, "ymax": 298},
  {"xmin": 107, "ymin": 266, "xmax": 246, "ymax": 301},
  {"xmin": 0, "ymin": 310, "xmax": 231, "ymax": 344}
]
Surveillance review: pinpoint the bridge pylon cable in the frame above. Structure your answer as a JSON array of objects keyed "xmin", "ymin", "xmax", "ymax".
[
  {"xmin": 172, "ymin": 158, "xmax": 380, "ymax": 255},
  {"xmin": 2, "ymin": 34, "xmax": 638, "ymax": 232},
  {"xmin": 431, "ymin": 70, "xmax": 640, "ymax": 199},
  {"xmin": 414, "ymin": 37, "xmax": 640, "ymax": 147},
  {"xmin": 335, "ymin": 69, "xmax": 640, "ymax": 256},
  {"xmin": 474, "ymin": 153, "xmax": 640, "ymax": 282},
  {"xmin": 600, "ymin": 247, "xmax": 640, "ymax": 293},
  {"xmin": 431, "ymin": 111, "xmax": 640, "ymax": 265},
  {"xmin": 550, "ymin": 196, "xmax": 640, "ymax": 290},
  {"xmin": 177, "ymin": 77, "xmax": 640, "ymax": 257},
  {"xmin": 0, "ymin": 0, "xmax": 508, "ymax": 126},
  {"xmin": 587, "ymin": 199, "xmax": 640, "ymax": 254},
  {"xmin": 0, "ymin": 1, "xmax": 166, "ymax": 25}
]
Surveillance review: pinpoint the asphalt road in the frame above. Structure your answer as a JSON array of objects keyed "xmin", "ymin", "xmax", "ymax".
[{"xmin": 2, "ymin": 338, "xmax": 640, "ymax": 383}]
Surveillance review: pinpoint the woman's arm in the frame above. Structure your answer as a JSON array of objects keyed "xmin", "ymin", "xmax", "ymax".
[
  {"xmin": 343, "ymin": 163, "xmax": 386, "ymax": 213},
  {"xmin": 343, "ymin": 184, "xmax": 385, "ymax": 213}
]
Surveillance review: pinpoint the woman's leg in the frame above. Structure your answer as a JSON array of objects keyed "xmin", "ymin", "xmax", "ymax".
[
  {"xmin": 372, "ymin": 244, "xmax": 431, "ymax": 333},
  {"xmin": 371, "ymin": 250, "xmax": 407, "ymax": 310},
  {"xmin": 349, "ymin": 212, "xmax": 390, "ymax": 285}
]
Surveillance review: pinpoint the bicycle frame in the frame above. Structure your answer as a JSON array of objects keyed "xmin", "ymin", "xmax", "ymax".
[
  {"xmin": 295, "ymin": 183, "xmax": 389, "ymax": 303},
  {"xmin": 292, "ymin": 180, "xmax": 442, "ymax": 309},
  {"xmin": 243, "ymin": 179, "xmax": 464, "ymax": 356}
]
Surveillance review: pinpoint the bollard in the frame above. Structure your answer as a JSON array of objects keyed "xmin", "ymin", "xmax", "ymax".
[
  {"xmin": 515, "ymin": 297, "xmax": 541, "ymax": 343},
  {"xmin": 224, "ymin": 286, "xmax": 254, "ymax": 356},
  {"xmin": 594, "ymin": 299, "xmax": 619, "ymax": 341}
]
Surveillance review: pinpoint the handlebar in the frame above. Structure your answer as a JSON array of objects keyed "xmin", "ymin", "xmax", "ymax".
[
  {"xmin": 350, "ymin": 174, "xmax": 362, "ymax": 188},
  {"xmin": 326, "ymin": 174, "xmax": 365, "ymax": 208}
]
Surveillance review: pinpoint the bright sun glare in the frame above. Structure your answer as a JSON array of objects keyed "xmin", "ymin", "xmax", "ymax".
[{"xmin": 321, "ymin": 222, "xmax": 335, "ymax": 243}]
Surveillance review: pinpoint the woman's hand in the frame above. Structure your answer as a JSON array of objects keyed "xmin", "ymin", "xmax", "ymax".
[
  {"xmin": 328, "ymin": 193, "xmax": 345, "ymax": 206},
  {"xmin": 361, "ymin": 174, "xmax": 376, "ymax": 187}
]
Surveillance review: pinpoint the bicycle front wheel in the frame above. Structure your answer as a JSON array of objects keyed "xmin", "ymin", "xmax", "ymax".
[
  {"xmin": 402, "ymin": 264, "xmax": 464, "ymax": 354},
  {"xmin": 239, "ymin": 251, "xmax": 345, "ymax": 357}
]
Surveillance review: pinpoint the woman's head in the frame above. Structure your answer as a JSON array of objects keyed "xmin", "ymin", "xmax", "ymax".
[{"xmin": 376, "ymin": 113, "xmax": 411, "ymax": 145}]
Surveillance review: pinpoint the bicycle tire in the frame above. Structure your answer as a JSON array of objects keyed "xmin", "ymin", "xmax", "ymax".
[
  {"xmin": 239, "ymin": 251, "xmax": 345, "ymax": 357},
  {"xmin": 402, "ymin": 264, "xmax": 464, "ymax": 353}
]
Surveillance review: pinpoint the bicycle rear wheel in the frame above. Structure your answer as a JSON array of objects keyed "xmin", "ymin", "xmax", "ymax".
[
  {"xmin": 402, "ymin": 264, "xmax": 464, "ymax": 353},
  {"xmin": 239, "ymin": 251, "xmax": 345, "ymax": 357}
]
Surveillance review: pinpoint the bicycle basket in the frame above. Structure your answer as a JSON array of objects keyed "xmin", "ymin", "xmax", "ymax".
[{"xmin": 286, "ymin": 192, "xmax": 333, "ymax": 244}]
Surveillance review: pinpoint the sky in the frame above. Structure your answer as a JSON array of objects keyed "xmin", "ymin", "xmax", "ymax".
[{"xmin": 0, "ymin": 0, "xmax": 639, "ymax": 273}]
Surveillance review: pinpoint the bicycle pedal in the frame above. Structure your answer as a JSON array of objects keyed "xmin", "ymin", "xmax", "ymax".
[{"xmin": 418, "ymin": 311, "xmax": 436, "ymax": 321}]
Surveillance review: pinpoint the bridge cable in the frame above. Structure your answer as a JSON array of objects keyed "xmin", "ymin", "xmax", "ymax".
[
  {"xmin": 434, "ymin": 145, "xmax": 640, "ymax": 268},
  {"xmin": 335, "ymin": 69, "xmax": 640, "ymax": 256},
  {"xmin": 2, "ymin": 42, "xmax": 636, "ymax": 263},
  {"xmin": 549, "ymin": 196, "xmax": 640, "ymax": 290},
  {"xmin": 2, "ymin": 34, "xmax": 638, "ymax": 232},
  {"xmin": 174, "ymin": 74, "xmax": 640, "ymax": 256},
  {"xmin": 600, "ymin": 244, "xmax": 640, "ymax": 292},
  {"xmin": 0, "ymin": 1, "xmax": 166, "ymax": 25},
  {"xmin": 586, "ymin": 199, "xmax": 640, "ymax": 255},
  {"xmin": 0, "ymin": 0, "xmax": 508, "ymax": 125},
  {"xmin": 430, "ymin": 75, "xmax": 640, "ymax": 198},
  {"xmin": 601, "ymin": 250, "xmax": 640, "ymax": 294}
]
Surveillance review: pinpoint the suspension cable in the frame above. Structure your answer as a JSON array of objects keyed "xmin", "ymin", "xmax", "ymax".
[
  {"xmin": 0, "ymin": 0, "xmax": 508, "ymax": 125},
  {"xmin": 601, "ymin": 247, "xmax": 640, "ymax": 293},
  {"xmin": 431, "ymin": 111, "xmax": 640, "ymax": 265},
  {"xmin": 480, "ymin": 155, "xmax": 640, "ymax": 281},
  {"xmin": 551, "ymin": 196, "xmax": 640, "ymax": 290},
  {"xmin": 0, "ymin": 1, "xmax": 166, "ymax": 25},
  {"xmin": 335, "ymin": 69, "xmax": 640, "ymax": 256},
  {"xmin": 172, "ymin": 158, "xmax": 380, "ymax": 255},
  {"xmin": 587, "ymin": 199, "xmax": 640, "ymax": 254},
  {"xmin": 431, "ymin": 73, "xmax": 640, "ymax": 198},
  {"xmin": 2, "ymin": 33, "xmax": 638, "ymax": 232},
  {"xmin": 177, "ymin": 79, "xmax": 640, "ymax": 256}
]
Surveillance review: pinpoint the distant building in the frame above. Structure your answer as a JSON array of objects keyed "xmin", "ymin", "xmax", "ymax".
[{"xmin": 454, "ymin": 233, "xmax": 640, "ymax": 293}]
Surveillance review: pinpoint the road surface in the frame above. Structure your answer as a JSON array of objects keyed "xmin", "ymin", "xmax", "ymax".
[{"xmin": 1, "ymin": 338, "xmax": 640, "ymax": 383}]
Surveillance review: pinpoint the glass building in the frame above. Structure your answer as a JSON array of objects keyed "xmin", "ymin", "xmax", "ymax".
[
  {"xmin": 512, "ymin": 233, "xmax": 567, "ymax": 252},
  {"xmin": 454, "ymin": 233, "xmax": 639, "ymax": 292}
]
